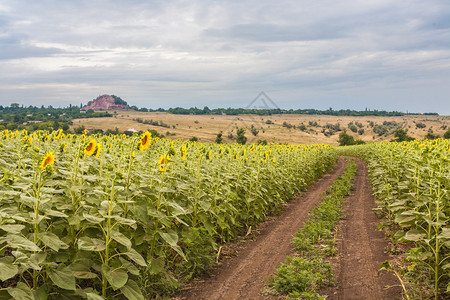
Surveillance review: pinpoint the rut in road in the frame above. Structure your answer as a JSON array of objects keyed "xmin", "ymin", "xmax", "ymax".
[
  {"xmin": 325, "ymin": 157, "xmax": 402, "ymax": 300},
  {"xmin": 175, "ymin": 157, "xmax": 347, "ymax": 300}
]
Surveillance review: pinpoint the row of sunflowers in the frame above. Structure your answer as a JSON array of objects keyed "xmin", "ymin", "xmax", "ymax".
[
  {"xmin": 338, "ymin": 139, "xmax": 449, "ymax": 299},
  {"xmin": 0, "ymin": 129, "xmax": 336, "ymax": 299}
]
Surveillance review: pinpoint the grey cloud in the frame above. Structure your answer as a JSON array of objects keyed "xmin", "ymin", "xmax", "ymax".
[
  {"xmin": 0, "ymin": 0, "xmax": 450, "ymax": 114},
  {"xmin": 205, "ymin": 23, "xmax": 345, "ymax": 42},
  {"xmin": 0, "ymin": 35, "xmax": 62, "ymax": 60}
]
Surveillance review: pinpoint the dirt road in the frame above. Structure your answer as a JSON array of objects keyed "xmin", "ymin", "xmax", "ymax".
[
  {"xmin": 174, "ymin": 157, "xmax": 401, "ymax": 300},
  {"xmin": 326, "ymin": 158, "xmax": 401, "ymax": 300}
]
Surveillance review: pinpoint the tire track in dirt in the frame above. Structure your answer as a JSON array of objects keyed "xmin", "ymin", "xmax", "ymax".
[
  {"xmin": 174, "ymin": 157, "xmax": 347, "ymax": 300},
  {"xmin": 325, "ymin": 157, "xmax": 401, "ymax": 300}
]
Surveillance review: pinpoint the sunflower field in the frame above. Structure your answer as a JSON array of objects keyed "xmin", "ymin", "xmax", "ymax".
[
  {"xmin": 339, "ymin": 139, "xmax": 450, "ymax": 299},
  {"xmin": 0, "ymin": 129, "xmax": 336, "ymax": 299}
]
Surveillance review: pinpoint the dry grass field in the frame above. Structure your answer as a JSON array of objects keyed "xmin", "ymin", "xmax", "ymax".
[{"xmin": 72, "ymin": 111, "xmax": 450, "ymax": 145}]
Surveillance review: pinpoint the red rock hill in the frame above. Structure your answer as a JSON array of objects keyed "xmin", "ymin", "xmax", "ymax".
[{"xmin": 82, "ymin": 95, "xmax": 128, "ymax": 110}]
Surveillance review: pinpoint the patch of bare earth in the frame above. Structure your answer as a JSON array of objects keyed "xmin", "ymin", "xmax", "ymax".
[
  {"xmin": 172, "ymin": 157, "xmax": 347, "ymax": 300},
  {"xmin": 322, "ymin": 157, "xmax": 402, "ymax": 300}
]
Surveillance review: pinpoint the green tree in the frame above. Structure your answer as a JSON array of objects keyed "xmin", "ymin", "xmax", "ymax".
[
  {"xmin": 250, "ymin": 125, "xmax": 259, "ymax": 136},
  {"xmin": 444, "ymin": 128, "xmax": 450, "ymax": 139},
  {"xmin": 74, "ymin": 125, "xmax": 86, "ymax": 134},
  {"xmin": 215, "ymin": 132, "xmax": 223, "ymax": 144},
  {"xmin": 392, "ymin": 129, "xmax": 414, "ymax": 142},
  {"xmin": 338, "ymin": 132, "xmax": 355, "ymax": 146},
  {"xmin": 236, "ymin": 128, "xmax": 247, "ymax": 145},
  {"xmin": 424, "ymin": 132, "xmax": 439, "ymax": 140}
]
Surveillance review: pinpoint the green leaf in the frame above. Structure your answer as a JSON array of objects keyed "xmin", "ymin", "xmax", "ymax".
[
  {"xmin": 85, "ymin": 293, "xmax": 104, "ymax": 300},
  {"xmin": 19, "ymin": 195, "xmax": 39, "ymax": 206},
  {"xmin": 403, "ymin": 229, "xmax": 426, "ymax": 242},
  {"xmin": 159, "ymin": 230, "xmax": 187, "ymax": 261},
  {"xmin": 77, "ymin": 237, "xmax": 106, "ymax": 252},
  {"xmin": 83, "ymin": 213, "xmax": 105, "ymax": 224},
  {"xmin": 37, "ymin": 232, "xmax": 68, "ymax": 251},
  {"xmin": 148, "ymin": 257, "xmax": 165, "ymax": 275},
  {"xmin": 171, "ymin": 244, "xmax": 187, "ymax": 261},
  {"xmin": 101, "ymin": 264, "xmax": 128, "ymax": 290},
  {"xmin": 29, "ymin": 253, "xmax": 47, "ymax": 269},
  {"xmin": 438, "ymin": 228, "xmax": 450, "ymax": 240},
  {"xmin": 124, "ymin": 248, "xmax": 147, "ymax": 267},
  {"xmin": 32, "ymin": 284, "xmax": 49, "ymax": 300},
  {"xmin": 112, "ymin": 216, "xmax": 136, "ymax": 227},
  {"xmin": 166, "ymin": 202, "xmax": 188, "ymax": 216},
  {"xmin": 43, "ymin": 209, "xmax": 68, "ymax": 218},
  {"xmin": 67, "ymin": 215, "xmax": 81, "ymax": 227},
  {"xmin": 394, "ymin": 214, "xmax": 415, "ymax": 225},
  {"xmin": 0, "ymin": 257, "xmax": 18, "ymax": 281},
  {"xmin": 7, "ymin": 282, "xmax": 34, "ymax": 300},
  {"xmin": 119, "ymin": 257, "xmax": 140, "ymax": 276},
  {"xmin": 379, "ymin": 260, "xmax": 392, "ymax": 271},
  {"xmin": 120, "ymin": 280, "xmax": 144, "ymax": 300},
  {"xmin": 71, "ymin": 260, "xmax": 97, "ymax": 279},
  {"xmin": 110, "ymin": 231, "xmax": 132, "ymax": 249},
  {"xmin": 48, "ymin": 266, "xmax": 76, "ymax": 291},
  {"xmin": 159, "ymin": 230, "xmax": 178, "ymax": 247},
  {"xmin": 0, "ymin": 224, "xmax": 25, "ymax": 234},
  {"xmin": 0, "ymin": 234, "xmax": 41, "ymax": 252}
]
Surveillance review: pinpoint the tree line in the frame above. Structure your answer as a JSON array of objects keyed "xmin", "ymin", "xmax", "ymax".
[
  {"xmin": 133, "ymin": 106, "xmax": 438, "ymax": 117},
  {"xmin": 0, "ymin": 104, "xmax": 111, "ymax": 132}
]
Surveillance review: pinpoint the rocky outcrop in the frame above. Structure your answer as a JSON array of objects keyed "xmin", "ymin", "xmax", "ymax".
[{"xmin": 83, "ymin": 95, "xmax": 128, "ymax": 110}]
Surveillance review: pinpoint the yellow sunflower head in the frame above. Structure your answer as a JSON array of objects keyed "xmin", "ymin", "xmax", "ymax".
[
  {"xmin": 85, "ymin": 139, "xmax": 97, "ymax": 156},
  {"xmin": 94, "ymin": 143, "xmax": 102, "ymax": 158},
  {"xmin": 181, "ymin": 146, "xmax": 187, "ymax": 161},
  {"xmin": 40, "ymin": 152, "xmax": 55, "ymax": 170},
  {"xmin": 139, "ymin": 131, "xmax": 152, "ymax": 151},
  {"xmin": 158, "ymin": 154, "xmax": 170, "ymax": 172},
  {"xmin": 55, "ymin": 129, "xmax": 63, "ymax": 139}
]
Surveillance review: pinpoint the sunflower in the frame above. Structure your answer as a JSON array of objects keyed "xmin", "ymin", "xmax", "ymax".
[
  {"xmin": 40, "ymin": 152, "xmax": 55, "ymax": 170},
  {"xmin": 85, "ymin": 139, "xmax": 97, "ymax": 156},
  {"xmin": 181, "ymin": 146, "xmax": 187, "ymax": 161},
  {"xmin": 158, "ymin": 154, "xmax": 170, "ymax": 172},
  {"xmin": 55, "ymin": 129, "xmax": 63, "ymax": 139},
  {"xmin": 94, "ymin": 143, "xmax": 102, "ymax": 158},
  {"xmin": 139, "ymin": 131, "xmax": 152, "ymax": 151}
]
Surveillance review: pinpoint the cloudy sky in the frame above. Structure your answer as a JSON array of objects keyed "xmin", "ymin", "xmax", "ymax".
[{"xmin": 1, "ymin": 0, "xmax": 450, "ymax": 114}]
